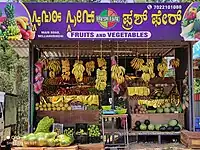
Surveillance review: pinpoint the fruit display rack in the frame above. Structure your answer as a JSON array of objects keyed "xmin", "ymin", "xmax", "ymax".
[{"xmin": 101, "ymin": 114, "xmax": 129, "ymax": 150}]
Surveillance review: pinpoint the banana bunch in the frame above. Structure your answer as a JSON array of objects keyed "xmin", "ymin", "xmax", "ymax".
[
  {"xmin": 139, "ymin": 59, "xmax": 155, "ymax": 82},
  {"xmin": 130, "ymin": 58, "xmax": 144, "ymax": 70},
  {"xmin": 127, "ymin": 87, "xmax": 150, "ymax": 96},
  {"xmin": 97, "ymin": 58, "xmax": 107, "ymax": 69},
  {"xmin": 170, "ymin": 58, "xmax": 180, "ymax": 68},
  {"xmin": 15, "ymin": 16, "xmax": 29, "ymax": 30},
  {"xmin": 147, "ymin": 59, "xmax": 155, "ymax": 78},
  {"xmin": 85, "ymin": 61, "xmax": 95, "ymax": 76},
  {"xmin": 48, "ymin": 60, "xmax": 61, "ymax": 78},
  {"xmin": 95, "ymin": 69, "xmax": 107, "ymax": 91},
  {"xmin": 138, "ymin": 99, "xmax": 170, "ymax": 108},
  {"xmin": 61, "ymin": 59, "xmax": 70, "ymax": 81},
  {"xmin": 87, "ymin": 95, "xmax": 99, "ymax": 106},
  {"xmin": 157, "ymin": 58, "xmax": 168, "ymax": 77},
  {"xmin": 72, "ymin": 60, "xmax": 85, "ymax": 82},
  {"xmin": 111, "ymin": 65, "xmax": 125, "ymax": 84},
  {"xmin": 41, "ymin": 59, "xmax": 49, "ymax": 71}
]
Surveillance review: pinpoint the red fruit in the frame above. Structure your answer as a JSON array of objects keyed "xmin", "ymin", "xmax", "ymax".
[
  {"xmin": 0, "ymin": 17, "xmax": 6, "ymax": 23},
  {"xmin": 20, "ymin": 28, "xmax": 26, "ymax": 35}
]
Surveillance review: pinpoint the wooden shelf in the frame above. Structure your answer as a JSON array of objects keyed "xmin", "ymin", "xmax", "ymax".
[
  {"xmin": 37, "ymin": 110, "xmax": 100, "ymax": 125},
  {"xmin": 131, "ymin": 113, "xmax": 184, "ymax": 129}
]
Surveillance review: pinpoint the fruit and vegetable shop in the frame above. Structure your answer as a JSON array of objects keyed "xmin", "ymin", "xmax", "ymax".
[{"xmin": 1, "ymin": 1, "xmax": 200, "ymax": 150}]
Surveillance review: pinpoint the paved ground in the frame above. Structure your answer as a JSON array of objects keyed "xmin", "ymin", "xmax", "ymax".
[{"xmin": 129, "ymin": 143, "xmax": 190, "ymax": 150}]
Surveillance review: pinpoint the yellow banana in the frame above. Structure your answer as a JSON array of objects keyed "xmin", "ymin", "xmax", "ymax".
[
  {"xmin": 15, "ymin": 17, "xmax": 27, "ymax": 30},
  {"xmin": 16, "ymin": 16, "xmax": 29, "ymax": 23}
]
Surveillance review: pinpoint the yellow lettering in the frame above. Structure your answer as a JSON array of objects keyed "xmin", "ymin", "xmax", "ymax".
[
  {"xmin": 168, "ymin": 10, "xmax": 182, "ymax": 25},
  {"xmin": 134, "ymin": 10, "xmax": 148, "ymax": 25},
  {"xmin": 162, "ymin": 14, "xmax": 168, "ymax": 25},
  {"xmin": 76, "ymin": 10, "xmax": 82, "ymax": 23},
  {"xmin": 41, "ymin": 10, "xmax": 49, "ymax": 23},
  {"xmin": 52, "ymin": 10, "xmax": 58, "ymax": 23},
  {"xmin": 151, "ymin": 10, "xmax": 162, "ymax": 27},
  {"xmin": 82, "ymin": 10, "xmax": 95, "ymax": 23},
  {"xmin": 66, "ymin": 10, "xmax": 77, "ymax": 28},
  {"xmin": 122, "ymin": 10, "xmax": 133, "ymax": 31},
  {"xmin": 31, "ymin": 11, "xmax": 38, "ymax": 23}
]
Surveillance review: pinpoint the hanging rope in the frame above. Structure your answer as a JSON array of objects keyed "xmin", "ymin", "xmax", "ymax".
[
  {"xmin": 100, "ymin": 41, "xmax": 103, "ymax": 58},
  {"xmin": 146, "ymin": 41, "xmax": 149, "ymax": 60},
  {"xmin": 77, "ymin": 41, "xmax": 80, "ymax": 60},
  {"xmin": 117, "ymin": 41, "xmax": 119, "ymax": 64}
]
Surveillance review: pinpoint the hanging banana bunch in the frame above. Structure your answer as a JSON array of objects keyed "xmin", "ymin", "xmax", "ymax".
[
  {"xmin": 95, "ymin": 68, "xmax": 107, "ymax": 91},
  {"xmin": 130, "ymin": 58, "xmax": 144, "ymax": 70},
  {"xmin": 139, "ymin": 59, "xmax": 155, "ymax": 83},
  {"xmin": 111, "ymin": 65, "xmax": 125, "ymax": 84},
  {"xmin": 170, "ymin": 58, "xmax": 180, "ymax": 68},
  {"xmin": 85, "ymin": 61, "xmax": 95, "ymax": 76},
  {"xmin": 72, "ymin": 60, "xmax": 85, "ymax": 82},
  {"xmin": 41, "ymin": 59, "xmax": 49, "ymax": 71},
  {"xmin": 157, "ymin": 58, "xmax": 168, "ymax": 77},
  {"xmin": 61, "ymin": 59, "xmax": 70, "ymax": 81},
  {"xmin": 95, "ymin": 58, "xmax": 107, "ymax": 90},
  {"xmin": 97, "ymin": 58, "xmax": 107, "ymax": 69},
  {"xmin": 48, "ymin": 60, "xmax": 61, "ymax": 78},
  {"xmin": 146, "ymin": 59, "xmax": 155, "ymax": 79}
]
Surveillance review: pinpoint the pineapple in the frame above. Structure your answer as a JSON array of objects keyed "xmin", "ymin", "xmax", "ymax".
[
  {"xmin": 3, "ymin": 3, "xmax": 17, "ymax": 27},
  {"xmin": 0, "ymin": 9, "xmax": 2, "ymax": 17}
]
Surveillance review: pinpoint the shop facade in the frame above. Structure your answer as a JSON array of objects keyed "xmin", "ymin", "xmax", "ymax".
[{"xmin": 0, "ymin": 1, "xmax": 200, "ymax": 148}]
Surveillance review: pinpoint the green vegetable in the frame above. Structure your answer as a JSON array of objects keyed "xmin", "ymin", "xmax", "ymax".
[
  {"xmin": 64, "ymin": 128, "xmax": 74, "ymax": 137},
  {"xmin": 140, "ymin": 123, "xmax": 147, "ymax": 131},
  {"xmin": 159, "ymin": 126, "xmax": 166, "ymax": 131},
  {"xmin": 155, "ymin": 124, "xmax": 162, "ymax": 131},
  {"xmin": 156, "ymin": 107, "xmax": 163, "ymax": 113},
  {"xmin": 135, "ymin": 121, "xmax": 141, "ymax": 127},
  {"xmin": 144, "ymin": 120, "xmax": 150, "ymax": 126},
  {"xmin": 148, "ymin": 124, "xmax": 155, "ymax": 131},
  {"xmin": 170, "ymin": 107, "xmax": 176, "ymax": 113},
  {"xmin": 37, "ymin": 137, "xmax": 47, "ymax": 147},
  {"xmin": 34, "ymin": 116, "xmax": 54, "ymax": 133},
  {"xmin": 163, "ymin": 124, "xmax": 168, "ymax": 128},
  {"xmin": 166, "ymin": 126, "xmax": 173, "ymax": 131},
  {"xmin": 174, "ymin": 126, "xmax": 181, "ymax": 131},
  {"xmin": 45, "ymin": 132, "xmax": 57, "ymax": 139},
  {"xmin": 88, "ymin": 125, "xmax": 101, "ymax": 137},
  {"xmin": 165, "ymin": 103, "xmax": 171, "ymax": 108},
  {"xmin": 168, "ymin": 119, "xmax": 178, "ymax": 127},
  {"xmin": 47, "ymin": 138, "xmax": 56, "ymax": 147},
  {"xmin": 164, "ymin": 108, "xmax": 170, "ymax": 113}
]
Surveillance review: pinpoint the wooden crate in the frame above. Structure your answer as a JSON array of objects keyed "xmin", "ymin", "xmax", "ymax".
[
  {"xmin": 131, "ymin": 113, "xmax": 184, "ymax": 129},
  {"xmin": 37, "ymin": 110, "xmax": 100, "ymax": 125},
  {"xmin": 44, "ymin": 146, "xmax": 78, "ymax": 150},
  {"xmin": 181, "ymin": 130, "xmax": 200, "ymax": 149},
  {"xmin": 78, "ymin": 143, "xmax": 104, "ymax": 150}
]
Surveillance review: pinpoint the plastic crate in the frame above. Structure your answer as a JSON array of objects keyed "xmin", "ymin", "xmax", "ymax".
[{"xmin": 75, "ymin": 123, "xmax": 88, "ymax": 133}]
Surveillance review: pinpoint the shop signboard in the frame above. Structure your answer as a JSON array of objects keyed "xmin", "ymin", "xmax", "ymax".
[{"xmin": 0, "ymin": 2, "xmax": 200, "ymax": 40}]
